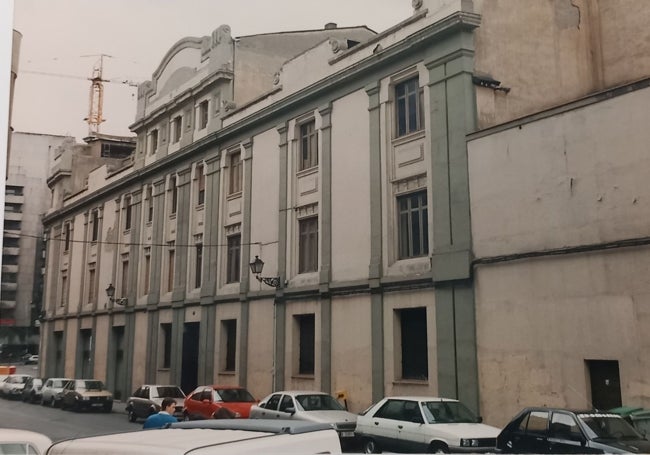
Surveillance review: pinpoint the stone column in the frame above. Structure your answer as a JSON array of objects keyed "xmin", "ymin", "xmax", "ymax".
[
  {"xmin": 239, "ymin": 138, "xmax": 254, "ymax": 386},
  {"xmin": 274, "ymin": 123, "xmax": 288, "ymax": 391}
]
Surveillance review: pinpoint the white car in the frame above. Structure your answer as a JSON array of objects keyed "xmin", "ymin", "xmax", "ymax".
[
  {"xmin": 46, "ymin": 419, "xmax": 341, "ymax": 454},
  {"xmin": 0, "ymin": 374, "xmax": 32, "ymax": 399},
  {"xmin": 249, "ymin": 391, "xmax": 357, "ymax": 448},
  {"xmin": 355, "ymin": 396, "xmax": 500, "ymax": 453},
  {"xmin": 40, "ymin": 377, "xmax": 73, "ymax": 407},
  {"xmin": 0, "ymin": 429, "xmax": 51, "ymax": 454}
]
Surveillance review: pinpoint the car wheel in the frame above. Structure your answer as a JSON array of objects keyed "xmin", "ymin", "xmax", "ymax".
[
  {"xmin": 363, "ymin": 438, "xmax": 380, "ymax": 454},
  {"xmin": 428, "ymin": 442, "xmax": 449, "ymax": 454},
  {"xmin": 183, "ymin": 411, "xmax": 190, "ymax": 421},
  {"xmin": 128, "ymin": 410, "xmax": 137, "ymax": 422}
]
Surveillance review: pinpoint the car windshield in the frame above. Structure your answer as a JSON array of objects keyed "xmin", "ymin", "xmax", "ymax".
[
  {"xmin": 154, "ymin": 386, "xmax": 185, "ymax": 399},
  {"xmin": 578, "ymin": 414, "xmax": 642, "ymax": 440},
  {"xmin": 295, "ymin": 394, "xmax": 345, "ymax": 411},
  {"xmin": 10, "ymin": 376, "xmax": 29, "ymax": 384},
  {"xmin": 421, "ymin": 401, "xmax": 480, "ymax": 423},
  {"xmin": 79, "ymin": 380, "xmax": 104, "ymax": 391},
  {"xmin": 215, "ymin": 388, "xmax": 255, "ymax": 402}
]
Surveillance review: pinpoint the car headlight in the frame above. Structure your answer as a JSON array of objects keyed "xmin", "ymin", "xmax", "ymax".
[{"xmin": 460, "ymin": 439, "xmax": 479, "ymax": 447}]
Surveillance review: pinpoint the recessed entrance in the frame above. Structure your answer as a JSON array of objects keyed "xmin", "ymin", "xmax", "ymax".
[
  {"xmin": 587, "ymin": 359, "xmax": 622, "ymax": 410},
  {"xmin": 181, "ymin": 322, "xmax": 200, "ymax": 393}
]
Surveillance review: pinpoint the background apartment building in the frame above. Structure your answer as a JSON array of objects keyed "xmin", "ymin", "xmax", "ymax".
[
  {"xmin": 39, "ymin": 0, "xmax": 650, "ymax": 425},
  {"xmin": 1, "ymin": 132, "xmax": 67, "ymax": 358}
]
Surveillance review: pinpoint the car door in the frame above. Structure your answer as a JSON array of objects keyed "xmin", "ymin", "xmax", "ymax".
[
  {"xmin": 396, "ymin": 400, "xmax": 428, "ymax": 452},
  {"xmin": 547, "ymin": 411, "xmax": 595, "ymax": 454},
  {"xmin": 277, "ymin": 394, "xmax": 297, "ymax": 419},
  {"xmin": 518, "ymin": 410, "xmax": 550, "ymax": 453},
  {"xmin": 255, "ymin": 393, "xmax": 283, "ymax": 418},
  {"xmin": 366, "ymin": 399, "xmax": 404, "ymax": 452},
  {"xmin": 132, "ymin": 387, "xmax": 146, "ymax": 417}
]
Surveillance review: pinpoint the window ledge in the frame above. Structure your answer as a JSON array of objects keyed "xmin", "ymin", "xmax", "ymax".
[
  {"xmin": 291, "ymin": 374, "xmax": 315, "ymax": 380},
  {"xmin": 195, "ymin": 203, "xmax": 205, "ymax": 211},
  {"xmin": 169, "ymin": 213, "xmax": 177, "ymax": 220},
  {"xmin": 145, "ymin": 221, "xmax": 153, "ymax": 227},
  {"xmin": 226, "ymin": 191, "xmax": 242, "ymax": 201},
  {"xmin": 392, "ymin": 379, "xmax": 429, "ymax": 386},
  {"xmin": 296, "ymin": 166, "xmax": 318, "ymax": 178},
  {"xmin": 392, "ymin": 129, "xmax": 425, "ymax": 146},
  {"xmin": 218, "ymin": 371, "xmax": 236, "ymax": 376}
]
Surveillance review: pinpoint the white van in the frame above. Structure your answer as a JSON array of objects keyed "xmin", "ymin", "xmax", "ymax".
[{"xmin": 46, "ymin": 419, "xmax": 342, "ymax": 454}]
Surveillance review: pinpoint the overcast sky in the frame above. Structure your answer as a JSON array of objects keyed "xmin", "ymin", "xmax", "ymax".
[{"xmin": 11, "ymin": 0, "xmax": 413, "ymax": 141}]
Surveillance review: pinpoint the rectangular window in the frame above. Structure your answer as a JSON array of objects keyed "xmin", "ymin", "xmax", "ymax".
[
  {"xmin": 221, "ymin": 319, "xmax": 237, "ymax": 372},
  {"xmin": 150, "ymin": 129, "xmax": 158, "ymax": 154},
  {"xmin": 143, "ymin": 247, "xmax": 151, "ymax": 295},
  {"xmin": 398, "ymin": 307, "xmax": 428, "ymax": 380},
  {"xmin": 167, "ymin": 242, "xmax": 175, "ymax": 292},
  {"xmin": 3, "ymin": 238, "xmax": 19, "ymax": 248},
  {"xmin": 298, "ymin": 217, "xmax": 318, "ymax": 273},
  {"xmin": 296, "ymin": 314, "xmax": 315, "ymax": 375},
  {"xmin": 161, "ymin": 323, "xmax": 172, "ymax": 368},
  {"xmin": 91, "ymin": 210, "xmax": 99, "ymax": 242},
  {"xmin": 64, "ymin": 223, "xmax": 71, "ymax": 252},
  {"xmin": 124, "ymin": 196, "xmax": 132, "ymax": 231},
  {"xmin": 395, "ymin": 77, "xmax": 423, "ymax": 137},
  {"xmin": 121, "ymin": 256, "xmax": 129, "ymax": 297},
  {"xmin": 87, "ymin": 264, "xmax": 96, "ymax": 304},
  {"xmin": 4, "ymin": 220, "xmax": 21, "ymax": 231},
  {"xmin": 229, "ymin": 152, "xmax": 242, "ymax": 194},
  {"xmin": 198, "ymin": 100, "xmax": 209, "ymax": 130},
  {"xmin": 194, "ymin": 238, "xmax": 203, "ymax": 289},
  {"xmin": 299, "ymin": 120, "xmax": 318, "ymax": 171},
  {"xmin": 196, "ymin": 165, "xmax": 205, "ymax": 206},
  {"xmin": 169, "ymin": 177, "xmax": 177, "ymax": 215},
  {"xmin": 226, "ymin": 234, "xmax": 241, "ymax": 283},
  {"xmin": 398, "ymin": 190, "xmax": 429, "ymax": 259},
  {"xmin": 5, "ymin": 185, "xmax": 23, "ymax": 196},
  {"xmin": 60, "ymin": 273, "xmax": 68, "ymax": 307},
  {"xmin": 172, "ymin": 116, "xmax": 182, "ymax": 143},
  {"xmin": 146, "ymin": 186, "xmax": 153, "ymax": 223}
]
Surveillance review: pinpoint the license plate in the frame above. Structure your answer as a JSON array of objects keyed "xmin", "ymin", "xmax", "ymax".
[
  {"xmin": 340, "ymin": 431, "xmax": 355, "ymax": 438},
  {"xmin": 91, "ymin": 402, "xmax": 104, "ymax": 407}
]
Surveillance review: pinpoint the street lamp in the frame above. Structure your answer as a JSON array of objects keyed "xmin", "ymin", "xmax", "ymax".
[
  {"xmin": 105, "ymin": 283, "xmax": 127, "ymax": 306},
  {"xmin": 249, "ymin": 256, "xmax": 281, "ymax": 289}
]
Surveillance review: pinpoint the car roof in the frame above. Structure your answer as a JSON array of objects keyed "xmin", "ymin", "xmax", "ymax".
[
  {"xmin": 266, "ymin": 390, "xmax": 331, "ymax": 396},
  {"xmin": 138, "ymin": 384, "xmax": 182, "ymax": 388},
  {"xmin": 170, "ymin": 419, "xmax": 333, "ymax": 434},
  {"xmin": 47, "ymin": 422, "xmax": 335, "ymax": 455},
  {"xmin": 519, "ymin": 406, "xmax": 597, "ymax": 414},
  {"xmin": 0, "ymin": 428, "xmax": 52, "ymax": 452},
  {"xmin": 381, "ymin": 396, "xmax": 459, "ymax": 402}
]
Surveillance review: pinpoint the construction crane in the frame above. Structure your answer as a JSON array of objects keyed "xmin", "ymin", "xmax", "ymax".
[{"xmin": 23, "ymin": 55, "xmax": 139, "ymax": 135}]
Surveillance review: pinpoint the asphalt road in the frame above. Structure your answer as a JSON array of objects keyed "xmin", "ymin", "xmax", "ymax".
[{"xmin": 0, "ymin": 364, "xmax": 140, "ymax": 442}]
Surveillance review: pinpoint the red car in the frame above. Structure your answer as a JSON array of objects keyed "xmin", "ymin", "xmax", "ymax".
[{"xmin": 183, "ymin": 385, "xmax": 257, "ymax": 420}]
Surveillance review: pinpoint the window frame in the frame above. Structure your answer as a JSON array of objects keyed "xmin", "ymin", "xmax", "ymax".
[
  {"xmin": 397, "ymin": 190, "xmax": 429, "ymax": 259},
  {"xmin": 172, "ymin": 116, "xmax": 182, "ymax": 144},
  {"xmin": 226, "ymin": 234, "xmax": 241, "ymax": 283},
  {"xmin": 295, "ymin": 313, "xmax": 315, "ymax": 376},
  {"xmin": 298, "ymin": 119, "xmax": 318, "ymax": 171},
  {"xmin": 198, "ymin": 100, "xmax": 209, "ymax": 130},
  {"xmin": 394, "ymin": 76, "xmax": 424, "ymax": 138},
  {"xmin": 228, "ymin": 151, "xmax": 242, "ymax": 195},
  {"xmin": 298, "ymin": 216, "xmax": 318, "ymax": 273}
]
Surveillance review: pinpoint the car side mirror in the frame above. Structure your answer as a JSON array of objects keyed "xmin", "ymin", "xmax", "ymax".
[{"xmin": 285, "ymin": 407, "xmax": 296, "ymax": 415}]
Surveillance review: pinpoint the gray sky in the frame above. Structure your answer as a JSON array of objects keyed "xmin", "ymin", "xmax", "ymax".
[{"xmin": 11, "ymin": 0, "xmax": 413, "ymax": 141}]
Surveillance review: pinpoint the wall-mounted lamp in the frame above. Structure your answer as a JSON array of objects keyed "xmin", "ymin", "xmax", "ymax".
[
  {"xmin": 105, "ymin": 283, "xmax": 127, "ymax": 306},
  {"xmin": 249, "ymin": 256, "xmax": 281, "ymax": 289}
]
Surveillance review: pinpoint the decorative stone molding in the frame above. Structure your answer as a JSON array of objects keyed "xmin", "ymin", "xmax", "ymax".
[
  {"xmin": 412, "ymin": 0, "xmax": 423, "ymax": 10},
  {"xmin": 222, "ymin": 100, "xmax": 237, "ymax": 112},
  {"xmin": 273, "ymin": 72, "xmax": 281, "ymax": 85},
  {"xmin": 212, "ymin": 25, "xmax": 232, "ymax": 47},
  {"xmin": 329, "ymin": 38, "xmax": 348, "ymax": 54}
]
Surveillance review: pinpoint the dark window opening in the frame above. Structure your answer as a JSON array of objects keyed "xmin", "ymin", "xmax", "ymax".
[
  {"xmin": 398, "ymin": 190, "xmax": 428, "ymax": 259},
  {"xmin": 587, "ymin": 359, "xmax": 622, "ymax": 410},
  {"xmin": 195, "ymin": 243, "xmax": 203, "ymax": 289},
  {"xmin": 297, "ymin": 314, "xmax": 315, "ymax": 375},
  {"xmin": 298, "ymin": 217, "xmax": 318, "ymax": 273},
  {"xmin": 226, "ymin": 234, "xmax": 241, "ymax": 283},
  {"xmin": 161, "ymin": 323, "xmax": 172, "ymax": 369},
  {"xmin": 395, "ymin": 77, "xmax": 423, "ymax": 137},
  {"xmin": 222, "ymin": 319, "xmax": 237, "ymax": 372},
  {"xmin": 299, "ymin": 120, "xmax": 318, "ymax": 171},
  {"xmin": 399, "ymin": 307, "xmax": 428, "ymax": 380}
]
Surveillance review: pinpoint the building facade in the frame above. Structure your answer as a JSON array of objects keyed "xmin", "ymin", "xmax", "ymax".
[
  {"xmin": 40, "ymin": 0, "xmax": 650, "ymax": 424},
  {"xmin": 1, "ymin": 132, "xmax": 67, "ymax": 356}
]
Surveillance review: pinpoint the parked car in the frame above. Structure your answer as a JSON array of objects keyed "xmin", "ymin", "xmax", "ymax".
[
  {"xmin": 40, "ymin": 377, "xmax": 73, "ymax": 407},
  {"xmin": 60, "ymin": 379, "xmax": 113, "ymax": 412},
  {"xmin": 0, "ymin": 428, "xmax": 51, "ymax": 455},
  {"xmin": 24, "ymin": 354, "xmax": 39, "ymax": 365},
  {"xmin": 125, "ymin": 384, "xmax": 185, "ymax": 422},
  {"xmin": 496, "ymin": 407, "xmax": 650, "ymax": 453},
  {"xmin": 250, "ymin": 390, "xmax": 358, "ymax": 448},
  {"xmin": 21, "ymin": 377, "xmax": 45, "ymax": 403},
  {"xmin": 183, "ymin": 385, "xmax": 257, "ymax": 420},
  {"xmin": 356, "ymin": 396, "xmax": 500, "ymax": 453},
  {"xmin": 0, "ymin": 374, "xmax": 32, "ymax": 399},
  {"xmin": 609, "ymin": 405, "xmax": 650, "ymax": 438},
  {"xmin": 46, "ymin": 419, "xmax": 342, "ymax": 455}
]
